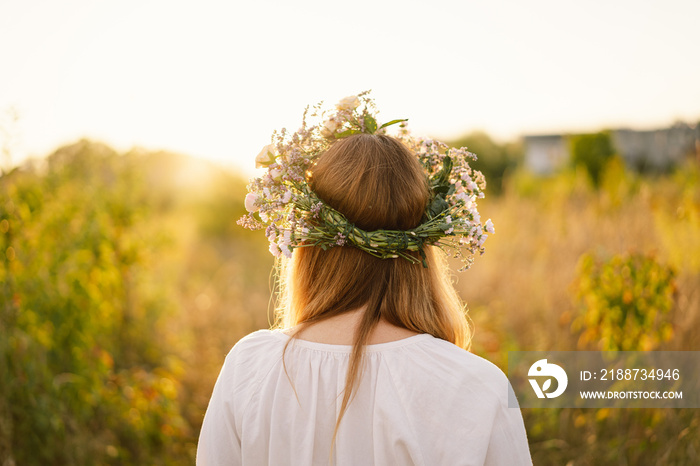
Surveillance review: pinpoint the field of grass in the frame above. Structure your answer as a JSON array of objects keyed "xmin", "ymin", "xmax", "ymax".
[
  {"xmin": 1, "ymin": 140, "xmax": 698, "ymax": 464},
  {"xmin": 461, "ymin": 163, "xmax": 700, "ymax": 465}
]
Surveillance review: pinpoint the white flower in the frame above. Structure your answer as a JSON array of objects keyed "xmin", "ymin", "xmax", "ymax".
[
  {"xmin": 244, "ymin": 192, "xmax": 260, "ymax": 212},
  {"xmin": 269, "ymin": 168, "xmax": 283, "ymax": 180},
  {"xmin": 255, "ymin": 144, "xmax": 276, "ymax": 169},
  {"xmin": 281, "ymin": 245, "xmax": 293, "ymax": 259},
  {"xmin": 269, "ymin": 243, "xmax": 281, "ymax": 257},
  {"xmin": 336, "ymin": 95, "xmax": 360, "ymax": 111},
  {"xmin": 275, "ymin": 230, "xmax": 294, "ymax": 259},
  {"xmin": 419, "ymin": 140, "xmax": 428, "ymax": 154},
  {"xmin": 320, "ymin": 118, "xmax": 340, "ymax": 137},
  {"xmin": 464, "ymin": 194, "xmax": 476, "ymax": 210},
  {"xmin": 267, "ymin": 229, "xmax": 277, "ymax": 242},
  {"xmin": 485, "ymin": 219, "xmax": 495, "ymax": 234},
  {"xmin": 454, "ymin": 192, "xmax": 470, "ymax": 204},
  {"xmin": 281, "ymin": 190, "xmax": 292, "ymax": 203},
  {"xmin": 280, "ymin": 230, "xmax": 292, "ymax": 246}
]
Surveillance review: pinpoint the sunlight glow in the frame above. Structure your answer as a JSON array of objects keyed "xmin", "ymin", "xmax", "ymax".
[{"xmin": 1, "ymin": 0, "xmax": 699, "ymax": 176}]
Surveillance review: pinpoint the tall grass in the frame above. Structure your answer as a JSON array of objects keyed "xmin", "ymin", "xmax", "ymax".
[
  {"xmin": 1, "ymin": 141, "xmax": 698, "ymax": 464},
  {"xmin": 459, "ymin": 160, "xmax": 700, "ymax": 465}
]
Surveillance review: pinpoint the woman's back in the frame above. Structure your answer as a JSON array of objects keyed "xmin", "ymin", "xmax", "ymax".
[
  {"xmin": 197, "ymin": 329, "xmax": 531, "ymax": 465},
  {"xmin": 198, "ymin": 94, "xmax": 532, "ymax": 465}
]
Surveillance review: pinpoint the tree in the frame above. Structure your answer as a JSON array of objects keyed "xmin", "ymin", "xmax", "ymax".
[
  {"xmin": 568, "ymin": 131, "xmax": 616, "ymax": 186},
  {"xmin": 449, "ymin": 131, "xmax": 522, "ymax": 195}
]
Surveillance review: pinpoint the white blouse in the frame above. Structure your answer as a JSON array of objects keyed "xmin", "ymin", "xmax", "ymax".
[{"xmin": 197, "ymin": 330, "xmax": 532, "ymax": 466}]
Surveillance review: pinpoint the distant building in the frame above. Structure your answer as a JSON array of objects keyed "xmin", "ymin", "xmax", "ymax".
[
  {"xmin": 524, "ymin": 123, "xmax": 700, "ymax": 174},
  {"xmin": 522, "ymin": 135, "xmax": 568, "ymax": 174}
]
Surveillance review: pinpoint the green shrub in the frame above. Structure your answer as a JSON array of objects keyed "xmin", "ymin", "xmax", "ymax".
[
  {"xmin": 571, "ymin": 252, "xmax": 676, "ymax": 351},
  {"xmin": 0, "ymin": 141, "xmax": 191, "ymax": 465}
]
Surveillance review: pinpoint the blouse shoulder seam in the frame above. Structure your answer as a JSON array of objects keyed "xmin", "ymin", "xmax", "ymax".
[{"xmin": 235, "ymin": 331, "xmax": 286, "ymax": 424}]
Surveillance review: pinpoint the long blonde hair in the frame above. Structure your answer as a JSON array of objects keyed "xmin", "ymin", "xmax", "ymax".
[{"xmin": 274, "ymin": 133, "xmax": 471, "ymax": 448}]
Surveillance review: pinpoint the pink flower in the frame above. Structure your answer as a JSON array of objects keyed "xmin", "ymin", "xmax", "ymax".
[
  {"xmin": 269, "ymin": 168, "xmax": 283, "ymax": 180},
  {"xmin": 244, "ymin": 193, "xmax": 260, "ymax": 212}
]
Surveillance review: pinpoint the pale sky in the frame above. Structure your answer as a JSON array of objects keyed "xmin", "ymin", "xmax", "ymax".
[{"xmin": 1, "ymin": 0, "xmax": 699, "ymax": 175}]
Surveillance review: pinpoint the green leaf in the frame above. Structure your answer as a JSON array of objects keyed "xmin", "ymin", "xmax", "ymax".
[
  {"xmin": 433, "ymin": 156, "xmax": 453, "ymax": 186},
  {"xmin": 428, "ymin": 195, "xmax": 449, "ymax": 218},
  {"xmin": 378, "ymin": 119, "xmax": 408, "ymax": 130},
  {"xmin": 433, "ymin": 185, "xmax": 451, "ymax": 195},
  {"xmin": 335, "ymin": 129, "xmax": 362, "ymax": 139},
  {"xmin": 364, "ymin": 115, "xmax": 377, "ymax": 134}
]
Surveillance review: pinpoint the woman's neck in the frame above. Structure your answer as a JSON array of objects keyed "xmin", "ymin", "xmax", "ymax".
[{"xmin": 284, "ymin": 308, "xmax": 420, "ymax": 345}]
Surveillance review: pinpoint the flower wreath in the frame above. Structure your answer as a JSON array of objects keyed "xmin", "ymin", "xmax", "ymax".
[{"xmin": 237, "ymin": 91, "xmax": 494, "ymax": 271}]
